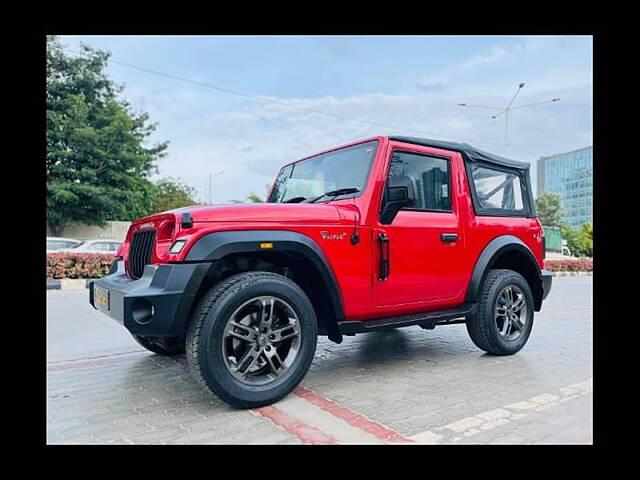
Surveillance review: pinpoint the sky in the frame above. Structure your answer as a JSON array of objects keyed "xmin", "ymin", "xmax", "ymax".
[{"xmin": 58, "ymin": 35, "xmax": 592, "ymax": 203}]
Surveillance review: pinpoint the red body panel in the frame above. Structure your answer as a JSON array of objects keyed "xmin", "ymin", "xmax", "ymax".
[{"xmin": 119, "ymin": 136, "xmax": 544, "ymax": 322}]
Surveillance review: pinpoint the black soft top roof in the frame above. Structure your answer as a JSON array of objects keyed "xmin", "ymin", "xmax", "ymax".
[{"xmin": 388, "ymin": 136, "xmax": 530, "ymax": 170}]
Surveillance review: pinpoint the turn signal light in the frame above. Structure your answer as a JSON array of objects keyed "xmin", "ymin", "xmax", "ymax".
[{"xmin": 169, "ymin": 240, "xmax": 187, "ymax": 254}]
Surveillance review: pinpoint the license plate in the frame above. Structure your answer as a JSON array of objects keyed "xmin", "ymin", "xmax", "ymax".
[{"xmin": 94, "ymin": 285, "xmax": 110, "ymax": 309}]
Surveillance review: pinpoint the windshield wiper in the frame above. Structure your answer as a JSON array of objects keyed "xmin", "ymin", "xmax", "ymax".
[{"xmin": 307, "ymin": 187, "xmax": 360, "ymax": 203}]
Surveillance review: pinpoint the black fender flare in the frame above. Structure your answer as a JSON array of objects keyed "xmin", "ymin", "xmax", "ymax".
[
  {"xmin": 465, "ymin": 235, "xmax": 541, "ymax": 303},
  {"xmin": 184, "ymin": 230, "xmax": 345, "ymax": 332}
]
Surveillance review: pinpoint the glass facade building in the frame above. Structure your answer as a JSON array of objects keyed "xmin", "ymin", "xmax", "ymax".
[{"xmin": 536, "ymin": 146, "xmax": 592, "ymax": 229}]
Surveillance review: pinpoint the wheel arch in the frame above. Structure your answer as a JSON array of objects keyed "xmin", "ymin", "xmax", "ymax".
[
  {"xmin": 183, "ymin": 230, "xmax": 345, "ymax": 342},
  {"xmin": 466, "ymin": 235, "xmax": 544, "ymax": 311}
]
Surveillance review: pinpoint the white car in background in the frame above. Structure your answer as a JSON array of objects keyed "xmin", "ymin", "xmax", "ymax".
[
  {"xmin": 47, "ymin": 237, "xmax": 82, "ymax": 252},
  {"xmin": 59, "ymin": 239, "xmax": 123, "ymax": 254}
]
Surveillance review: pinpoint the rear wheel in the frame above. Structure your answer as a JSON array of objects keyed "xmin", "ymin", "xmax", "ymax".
[
  {"xmin": 186, "ymin": 272, "xmax": 317, "ymax": 408},
  {"xmin": 466, "ymin": 269, "xmax": 534, "ymax": 355},
  {"xmin": 132, "ymin": 335, "xmax": 185, "ymax": 356}
]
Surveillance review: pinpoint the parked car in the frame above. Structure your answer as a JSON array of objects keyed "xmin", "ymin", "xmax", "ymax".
[
  {"xmin": 90, "ymin": 136, "xmax": 552, "ymax": 408},
  {"xmin": 63, "ymin": 239, "xmax": 122, "ymax": 254},
  {"xmin": 47, "ymin": 237, "xmax": 82, "ymax": 252}
]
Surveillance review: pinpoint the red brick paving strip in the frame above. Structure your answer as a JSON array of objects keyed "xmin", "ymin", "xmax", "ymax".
[
  {"xmin": 294, "ymin": 386, "xmax": 413, "ymax": 443},
  {"xmin": 253, "ymin": 405, "xmax": 338, "ymax": 445}
]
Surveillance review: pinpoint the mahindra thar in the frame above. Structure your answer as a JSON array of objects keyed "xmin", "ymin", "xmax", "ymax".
[{"xmin": 90, "ymin": 136, "xmax": 552, "ymax": 408}]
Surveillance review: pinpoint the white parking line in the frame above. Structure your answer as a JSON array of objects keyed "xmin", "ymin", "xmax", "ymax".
[{"xmin": 409, "ymin": 377, "xmax": 593, "ymax": 444}]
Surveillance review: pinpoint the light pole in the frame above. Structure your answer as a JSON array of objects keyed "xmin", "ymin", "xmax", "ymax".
[
  {"xmin": 458, "ymin": 83, "xmax": 560, "ymax": 157},
  {"xmin": 206, "ymin": 170, "xmax": 224, "ymax": 204}
]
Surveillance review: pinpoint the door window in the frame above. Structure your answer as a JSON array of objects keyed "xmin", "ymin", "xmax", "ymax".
[{"xmin": 387, "ymin": 151, "xmax": 452, "ymax": 212}]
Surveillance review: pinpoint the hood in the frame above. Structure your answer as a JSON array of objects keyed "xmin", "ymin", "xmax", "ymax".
[{"xmin": 168, "ymin": 202, "xmax": 343, "ymax": 224}]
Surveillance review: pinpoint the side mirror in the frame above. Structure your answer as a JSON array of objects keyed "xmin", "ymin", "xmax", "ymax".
[{"xmin": 380, "ymin": 175, "xmax": 416, "ymax": 225}]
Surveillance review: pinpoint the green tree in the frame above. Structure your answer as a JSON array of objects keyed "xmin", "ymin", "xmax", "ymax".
[
  {"xmin": 246, "ymin": 192, "xmax": 264, "ymax": 203},
  {"xmin": 576, "ymin": 222, "xmax": 593, "ymax": 257},
  {"xmin": 535, "ymin": 192, "xmax": 564, "ymax": 227},
  {"xmin": 228, "ymin": 192, "xmax": 265, "ymax": 203},
  {"xmin": 560, "ymin": 224, "xmax": 578, "ymax": 255},
  {"xmin": 46, "ymin": 36, "xmax": 168, "ymax": 235},
  {"xmin": 149, "ymin": 178, "xmax": 198, "ymax": 214},
  {"xmin": 560, "ymin": 222, "xmax": 593, "ymax": 258}
]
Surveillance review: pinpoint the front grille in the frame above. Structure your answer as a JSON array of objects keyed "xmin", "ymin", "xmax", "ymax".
[{"xmin": 128, "ymin": 230, "xmax": 156, "ymax": 279}]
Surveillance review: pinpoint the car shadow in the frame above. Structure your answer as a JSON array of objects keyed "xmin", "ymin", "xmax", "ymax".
[{"xmin": 113, "ymin": 325, "xmax": 537, "ymax": 414}]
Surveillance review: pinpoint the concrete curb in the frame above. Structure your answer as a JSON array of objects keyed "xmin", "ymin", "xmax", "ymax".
[
  {"xmin": 47, "ymin": 278, "xmax": 98, "ymax": 290},
  {"xmin": 550, "ymin": 271, "xmax": 593, "ymax": 277}
]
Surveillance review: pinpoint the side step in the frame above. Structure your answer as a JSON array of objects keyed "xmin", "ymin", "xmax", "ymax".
[{"xmin": 337, "ymin": 303, "xmax": 476, "ymax": 336}]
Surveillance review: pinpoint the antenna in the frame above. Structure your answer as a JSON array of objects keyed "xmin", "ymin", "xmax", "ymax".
[{"xmin": 350, "ymin": 195, "xmax": 360, "ymax": 245}]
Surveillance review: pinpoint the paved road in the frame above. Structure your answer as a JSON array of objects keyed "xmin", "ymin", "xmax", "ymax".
[{"xmin": 46, "ymin": 276, "xmax": 592, "ymax": 444}]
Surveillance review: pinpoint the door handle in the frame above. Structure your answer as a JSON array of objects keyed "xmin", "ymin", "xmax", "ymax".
[{"xmin": 440, "ymin": 233, "xmax": 458, "ymax": 243}]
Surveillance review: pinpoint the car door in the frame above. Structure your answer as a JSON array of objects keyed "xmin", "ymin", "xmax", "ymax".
[{"xmin": 372, "ymin": 145, "xmax": 467, "ymax": 307}]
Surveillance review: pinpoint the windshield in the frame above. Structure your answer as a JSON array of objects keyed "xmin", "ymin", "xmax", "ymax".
[{"xmin": 268, "ymin": 140, "xmax": 379, "ymax": 203}]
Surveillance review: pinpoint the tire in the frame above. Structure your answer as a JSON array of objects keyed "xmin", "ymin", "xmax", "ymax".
[
  {"xmin": 185, "ymin": 272, "xmax": 318, "ymax": 409},
  {"xmin": 466, "ymin": 269, "xmax": 534, "ymax": 356},
  {"xmin": 132, "ymin": 335, "xmax": 185, "ymax": 356}
]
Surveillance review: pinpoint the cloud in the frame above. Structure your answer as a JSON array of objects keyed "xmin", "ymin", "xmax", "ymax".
[
  {"xmin": 457, "ymin": 45, "xmax": 509, "ymax": 70},
  {"xmin": 416, "ymin": 81, "xmax": 448, "ymax": 93},
  {"xmin": 119, "ymin": 37, "xmax": 592, "ymax": 204},
  {"xmin": 146, "ymin": 78, "xmax": 590, "ymax": 205}
]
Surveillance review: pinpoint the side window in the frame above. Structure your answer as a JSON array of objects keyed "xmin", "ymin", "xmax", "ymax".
[
  {"xmin": 387, "ymin": 151, "xmax": 451, "ymax": 212},
  {"xmin": 470, "ymin": 165, "xmax": 524, "ymax": 213}
]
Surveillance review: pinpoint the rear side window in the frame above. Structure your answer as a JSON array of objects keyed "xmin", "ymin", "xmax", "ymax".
[{"xmin": 469, "ymin": 164, "xmax": 528, "ymax": 216}]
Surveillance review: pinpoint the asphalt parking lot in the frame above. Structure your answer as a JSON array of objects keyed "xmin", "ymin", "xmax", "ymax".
[{"xmin": 46, "ymin": 276, "xmax": 592, "ymax": 445}]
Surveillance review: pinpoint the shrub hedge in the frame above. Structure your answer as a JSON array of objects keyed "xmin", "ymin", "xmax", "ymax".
[
  {"xmin": 47, "ymin": 253, "xmax": 115, "ymax": 279},
  {"xmin": 543, "ymin": 258, "xmax": 593, "ymax": 272},
  {"xmin": 46, "ymin": 253, "xmax": 592, "ymax": 280}
]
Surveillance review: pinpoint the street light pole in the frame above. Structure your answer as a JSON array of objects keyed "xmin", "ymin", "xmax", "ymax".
[
  {"xmin": 457, "ymin": 83, "xmax": 560, "ymax": 157},
  {"xmin": 207, "ymin": 170, "xmax": 224, "ymax": 204},
  {"xmin": 505, "ymin": 109, "xmax": 509, "ymax": 158}
]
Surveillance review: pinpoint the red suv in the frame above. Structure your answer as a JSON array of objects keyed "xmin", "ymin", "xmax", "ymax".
[{"xmin": 90, "ymin": 136, "xmax": 552, "ymax": 408}]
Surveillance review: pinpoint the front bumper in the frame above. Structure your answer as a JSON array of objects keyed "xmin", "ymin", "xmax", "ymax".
[
  {"xmin": 89, "ymin": 259, "xmax": 209, "ymax": 337},
  {"xmin": 541, "ymin": 269, "xmax": 553, "ymax": 301}
]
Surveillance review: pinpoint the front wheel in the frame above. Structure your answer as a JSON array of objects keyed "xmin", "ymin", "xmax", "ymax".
[
  {"xmin": 466, "ymin": 269, "xmax": 534, "ymax": 355},
  {"xmin": 185, "ymin": 272, "xmax": 317, "ymax": 408}
]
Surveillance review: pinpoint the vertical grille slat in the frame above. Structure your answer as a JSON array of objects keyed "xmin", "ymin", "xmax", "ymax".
[{"xmin": 127, "ymin": 229, "xmax": 156, "ymax": 279}]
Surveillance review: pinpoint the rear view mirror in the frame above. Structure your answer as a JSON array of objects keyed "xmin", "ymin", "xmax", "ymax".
[{"xmin": 380, "ymin": 175, "xmax": 416, "ymax": 224}]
